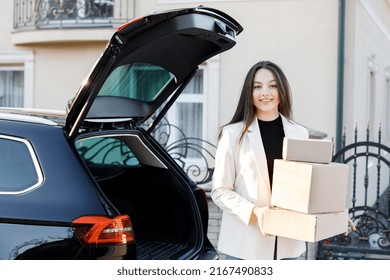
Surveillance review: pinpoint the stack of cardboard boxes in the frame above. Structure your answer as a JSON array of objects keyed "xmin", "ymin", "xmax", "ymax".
[{"xmin": 263, "ymin": 137, "xmax": 349, "ymax": 242}]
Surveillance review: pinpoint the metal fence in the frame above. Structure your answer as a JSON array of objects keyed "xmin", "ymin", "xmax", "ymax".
[
  {"xmin": 317, "ymin": 125, "xmax": 390, "ymax": 259},
  {"xmin": 14, "ymin": 0, "xmax": 134, "ymax": 29}
]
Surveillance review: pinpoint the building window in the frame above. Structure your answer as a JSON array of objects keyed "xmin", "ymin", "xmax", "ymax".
[
  {"xmin": 166, "ymin": 55, "xmax": 220, "ymax": 145},
  {"xmin": 169, "ymin": 68, "xmax": 205, "ymax": 157},
  {"xmin": 0, "ymin": 66, "xmax": 24, "ymax": 107},
  {"xmin": 146, "ymin": 57, "xmax": 220, "ymax": 184},
  {"xmin": 0, "ymin": 52, "xmax": 34, "ymax": 108}
]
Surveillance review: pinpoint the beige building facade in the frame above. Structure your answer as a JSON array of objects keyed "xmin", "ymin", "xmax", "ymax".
[
  {"xmin": 2, "ymin": 1, "xmax": 389, "ymax": 145},
  {"xmin": 1, "ymin": 0, "xmax": 390, "ymax": 257}
]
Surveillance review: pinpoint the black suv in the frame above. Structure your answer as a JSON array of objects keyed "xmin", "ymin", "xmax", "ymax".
[{"xmin": 0, "ymin": 6, "xmax": 242, "ymax": 260}]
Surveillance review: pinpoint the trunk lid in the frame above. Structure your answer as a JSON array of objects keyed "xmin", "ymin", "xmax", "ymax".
[{"xmin": 64, "ymin": 6, "xmax": 242, "ymax": 139}]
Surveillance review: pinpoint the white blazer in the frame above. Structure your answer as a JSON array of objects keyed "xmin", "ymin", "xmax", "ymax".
[{"xmin": 211, "ymin": 115, "xmax": 309, "ymax": 260}]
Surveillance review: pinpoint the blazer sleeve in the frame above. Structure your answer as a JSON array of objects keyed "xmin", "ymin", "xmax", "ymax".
[{"xmin": 211, "ymin": 127, "xmax": 257, "ymax": 226}]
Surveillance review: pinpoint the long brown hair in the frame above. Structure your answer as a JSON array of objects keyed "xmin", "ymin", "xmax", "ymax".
[{"xmin": 219, "ymin": 61, "xmax": 293, "ymax": 143}]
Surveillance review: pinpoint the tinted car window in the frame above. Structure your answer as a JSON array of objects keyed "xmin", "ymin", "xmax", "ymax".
[
  {"xmin": 97, "ymin": 63, "xmax": 175, "ymax": 102},
  {"xmin": 0, "ymin": 135, "xmax": 42, "ymax": 194},
  {"xmin": 76, "ymin": 137, "xmax": 139, "ymax": 167}
]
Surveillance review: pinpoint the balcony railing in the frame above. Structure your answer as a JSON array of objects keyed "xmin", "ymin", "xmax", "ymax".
[{"xmin": 14, "ymin": 0, "xmax": 134, "ymax": 30}]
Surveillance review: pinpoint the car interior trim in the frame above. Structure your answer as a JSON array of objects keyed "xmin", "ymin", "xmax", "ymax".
[{"xmin": 79, "ymin": 133, "xmax": 168, "ymax": 169}]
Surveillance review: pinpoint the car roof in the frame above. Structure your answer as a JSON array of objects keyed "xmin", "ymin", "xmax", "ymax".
[{"xmin": 0, "ymin": 108, "xmax": 65, "ymax": 126}]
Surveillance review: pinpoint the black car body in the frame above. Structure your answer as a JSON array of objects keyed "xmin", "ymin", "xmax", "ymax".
[{"xmin": 0, "ymin": 6, "xmax": 242, "ymax": 259}]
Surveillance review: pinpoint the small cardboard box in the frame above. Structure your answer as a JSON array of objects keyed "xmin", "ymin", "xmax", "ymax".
[
  {"xmin": 271, "ymin": 159, "xmax": 349, "ymax": 213},
  {"xmin": 283, "ymin": 137, "xmax": 333, "ymax": 164},
  {"xmin": 263, "ymin": 207, "xmax": 349, "ymax": 242}
]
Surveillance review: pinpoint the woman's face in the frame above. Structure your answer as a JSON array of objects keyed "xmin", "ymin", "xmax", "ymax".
[{"xmin": 252, "ymin": 68, "xmax": 280, "ymax": 121}]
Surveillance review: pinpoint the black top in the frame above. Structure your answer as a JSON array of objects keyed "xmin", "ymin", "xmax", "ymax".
[{"xmin": 258, "ymin": 115, "xmax": 285, "ymax": 188}]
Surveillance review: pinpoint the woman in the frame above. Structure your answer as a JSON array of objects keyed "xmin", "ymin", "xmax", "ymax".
[{"xmin": 211, "ymin": 61, "xmax": 309, "ymax": 260}]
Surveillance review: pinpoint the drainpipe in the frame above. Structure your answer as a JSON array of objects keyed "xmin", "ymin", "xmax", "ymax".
[
  {"xmin": 336, "ymin": 0, "xmax": 346, "ymax": 152},
  {"xmin": 133, "ymin": 0, "xmax": 136, "ymax": 19}
]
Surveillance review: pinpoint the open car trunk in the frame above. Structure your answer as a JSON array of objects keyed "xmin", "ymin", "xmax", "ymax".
[
  {"xmin": 95, "ymin": 166, "xmax": 199, "ymax": 259},
  {"xmin": 75, "ymin": 131, "xmax": 204, "ymax": 260},
  {"xmin": 66, "ymin": 6, "xmax": 243, "ymax": 260}
]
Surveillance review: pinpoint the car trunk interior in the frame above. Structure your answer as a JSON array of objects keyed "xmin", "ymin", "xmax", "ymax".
[
  {"xmin": 77, "ymin": 133, "xmax": 201, "ymax": 259},
  {"xmin": 97, "ymin": 166, "xmax": 199, "ymax": 259}
]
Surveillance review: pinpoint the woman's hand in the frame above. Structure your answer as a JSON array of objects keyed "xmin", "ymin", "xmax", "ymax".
[{"xmin": 252, "ymin": 206, "xmax": 272, "ymax": 236}]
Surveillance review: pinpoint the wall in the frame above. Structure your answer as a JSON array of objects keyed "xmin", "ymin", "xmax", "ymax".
[
  {"xmin": 343, "ymin": 0, "xmax": 390, "ymax": 207},
  {"xmin": 2, "ymin": 0, "xmax": 340, "ymax": 139},
  {"xmin": 344, "ymin": 0, "xmax": 390, "ymax": 143},
  {"xmin": 33, "ymin": 43, "xmax": 107, "ymax": 110},
  {"xmin": 136, "ymin": 0, "xmax": 339, "ymax": 142},
  {"xmin": 4, "ymin": 1, "xmax": 389, "ymax": 143}
]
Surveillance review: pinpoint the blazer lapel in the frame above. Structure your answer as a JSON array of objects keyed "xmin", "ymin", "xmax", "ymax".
[
  {"xmin": 247, "ymin": 118, "xmax": 271, "ymax": 195},
  {"xmin": 245, "ymin": 115, "xmax": 305, "ymax": 199},
  {"xmin": 281, "ymin": 115, "xmax": 299, "ymax": 139}
]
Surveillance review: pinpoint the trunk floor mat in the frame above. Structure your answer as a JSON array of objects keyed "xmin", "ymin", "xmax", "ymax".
[{"xmin": 136, "ymin": 240, "xmax": 184, "ymax": 260}]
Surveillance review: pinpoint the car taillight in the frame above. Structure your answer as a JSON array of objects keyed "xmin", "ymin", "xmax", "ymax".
[{"xmin": 72, "ymin": 215, "xmax": 135, "ymax": 246}]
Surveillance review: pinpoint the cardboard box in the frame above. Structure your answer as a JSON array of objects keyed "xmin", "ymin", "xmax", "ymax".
[
  {"xmin": 271, "ymin": 160, "xmax": 349, "ymax": 213},
  {"xmin": 263, "ymin": 207, "xmax": 349, "ymax": 242},
  {"xmin": 283, "ymin": 137, "xmax": 333, "ymax": 164}
]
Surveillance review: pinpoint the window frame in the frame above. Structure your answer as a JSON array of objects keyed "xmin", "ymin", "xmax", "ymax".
[
  {"xmin": 160, "ymin": 57, "xmax": 220, "ymax": 181},
  {"xmin": 167, "ymin": 65, "xmax": 207, "ymax": 148},
  {"xmin": 0, "ymin": 51, "xmax": 34, "ymax": 108},
  {"xmin": 0, "ymin": 134, "xmax": 44, "ymax": 195},
  {"xmin": 0, "ymin": 65, "xmax": 24, "ymax": 107},
  {"xmin": 166, "ymin": 56, "xmax": 220, "ymax": 146}
]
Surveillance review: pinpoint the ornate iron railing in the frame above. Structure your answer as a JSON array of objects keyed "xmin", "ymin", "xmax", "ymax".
[
  {"xmin": 317, "ymin": 125, "xmax": 390, "ymax": 259},
  {"xmin": 74, "ymin": 117, "xmax": 217, "ymax": 186},
  {"xmin": 151, "ymin": 117, "xmax": 216, "ymax": 186},
  {"xmin": 14, "ymin": 0, "xmax": 133, "ymax": 29}
]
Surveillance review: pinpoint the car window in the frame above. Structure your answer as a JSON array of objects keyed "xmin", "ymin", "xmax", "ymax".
[
  {"xmin": 0, "ymin": 135, "xmax": 43, "ymax": 195},
  {"xmin": 76, "ymin": 137, "xmax": 139, "ymax": 167},
  {"xmin": 97, "ymin": 63, "xmax": 175, "ymax": 102}
]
